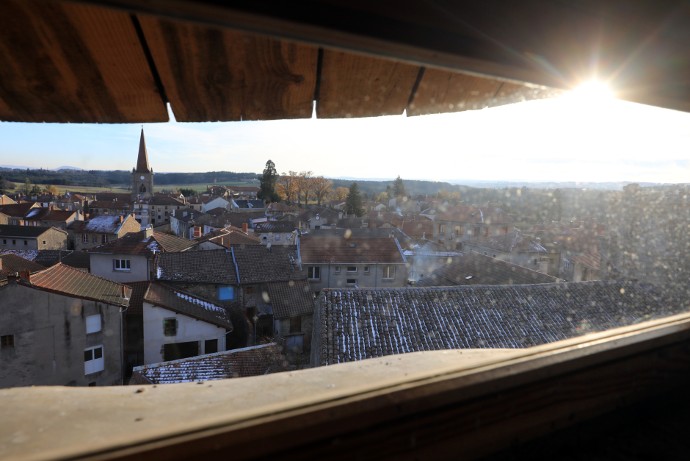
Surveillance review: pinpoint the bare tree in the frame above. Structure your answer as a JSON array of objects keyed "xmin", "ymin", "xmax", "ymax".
[{"xmin": 277, "ymin": 170, "xmax": 299, "ymax": 202}]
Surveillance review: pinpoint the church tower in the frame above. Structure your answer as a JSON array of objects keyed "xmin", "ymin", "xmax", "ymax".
[{"xmin": 131, "ymin": 128, "xmax": 154, "ymax": 201}]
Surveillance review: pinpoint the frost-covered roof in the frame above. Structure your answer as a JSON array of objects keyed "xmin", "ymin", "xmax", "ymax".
[
  {"xmin": 143, "ymin": 282, "xmax": 233, "ymax": 330},
  {"xmin": 313, "ymin": 282, "xmax": 688, "ymax": 366},
  {"xmin": 84, "ymin": 215, "xmax": 122, "ymax": 233},
  {"xmin": 130, "ymin": 343, "xmax": 287, "ymax": 384}
]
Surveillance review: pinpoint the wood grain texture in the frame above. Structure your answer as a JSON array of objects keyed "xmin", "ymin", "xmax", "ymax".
[
  {"xmin": 139, "ymin": 16, "xmax": 318, "ymax": 122},
  {"xmin": 317, "ymin": 50, "xmax": 420, "ymax": 118},
  {"xmin": 0, "ymin": 0, "xmax": 166, "ymax": 123},
  {"xmin": 409, "ymin": 68, "xmax": 561, "ymax": 116}
]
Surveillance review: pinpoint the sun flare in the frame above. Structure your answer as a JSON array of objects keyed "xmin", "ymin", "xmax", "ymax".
[{"xmin": 569, "ymin": 80, "xmax": 615, "ymax": 102}]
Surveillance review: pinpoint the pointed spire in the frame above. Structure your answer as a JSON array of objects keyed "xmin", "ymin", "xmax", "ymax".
[{"xmin": 135, "ymin": 128, "xmax": 151, "ymax": 173}]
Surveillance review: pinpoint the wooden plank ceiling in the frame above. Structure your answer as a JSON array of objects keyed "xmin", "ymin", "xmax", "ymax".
[{"xmin": 0, "ymin": 0, "xmax": 559, "ymax": 123}]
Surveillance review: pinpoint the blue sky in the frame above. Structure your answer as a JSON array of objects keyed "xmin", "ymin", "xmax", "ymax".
[{"xmin": 2, "ymin": 91, "xmax": 690, "ymax": 184}]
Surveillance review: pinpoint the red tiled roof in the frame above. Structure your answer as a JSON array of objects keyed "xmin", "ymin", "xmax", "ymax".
[
  {"xmin": 27, "ymin": 263, "xmax": 130, "ymax": 307},
  {"xmin": 0, "ymin": 202, "xmax": 39, "ymax": 217},
  {"xmin": 0, "ymin": 254, "xmax": 45, "ymax": 278}
]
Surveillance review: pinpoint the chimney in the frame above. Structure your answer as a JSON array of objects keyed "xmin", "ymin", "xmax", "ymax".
[
  {"xmin": 19, "ymin": 270, "xmax": 30, "ymax": 283},
  {"xmin": 144, "ymin": 225, "xmax": 154, "ymax": 238},
  {"xmin": 242, "ymin": 222, "xmax": 248, "ymax": 233},
  {"xmin": 119, "ymin": 215, "xmax": 124, "ymax": 223}
]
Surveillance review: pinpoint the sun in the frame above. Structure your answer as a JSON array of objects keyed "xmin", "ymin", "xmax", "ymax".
[{"xmin": 567, "ymin": 79, "xmax": 616, "ymax": 103}]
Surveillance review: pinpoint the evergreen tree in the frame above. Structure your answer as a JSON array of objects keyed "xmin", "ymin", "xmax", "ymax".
[
  {"xmin": 345, "ymin": 182, "xmax": 364, "ymax": 217},
  {"xmin": 258, "ymin": 160, "xmax": 280, "ymax": 202},
  {"xmin": 392, "ymin": 175, "xmax": 406, "ymax": 197}
]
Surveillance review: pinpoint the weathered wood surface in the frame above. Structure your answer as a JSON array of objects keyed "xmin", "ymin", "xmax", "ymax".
[
  {"xmin": 0, "ymin": 0, "xmax": 166, "ymax": 123},
  {"xmin": 139, "ymin": 17, "xmax": 318, "ymax": 122}
]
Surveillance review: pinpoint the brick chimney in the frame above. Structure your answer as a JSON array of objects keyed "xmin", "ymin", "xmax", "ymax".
[
  {"xmin": 19, "ymin": 270, "xmax": 30, "ymax": 283},
  {"xmin": 242, "ymin": 222, "xmax": 248, "ymax": 233}
]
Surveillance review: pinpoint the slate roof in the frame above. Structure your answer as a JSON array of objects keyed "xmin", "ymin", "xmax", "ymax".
[
  {"xmin": 414, "ymin": 252, "xmax": 560, "ymax": 287},
  {"xmin": 26, "ymin": 263, "xmax": 130, "ymax": 307},
  {"xmin": 300, "ymin": 233, "xmax": 405, "ymax": 264},
  {"xmin": 33, "ymin": 250, "xmax": 91, "ymax": 270},
  {"xmin": 143, "ymin": 282, "xmax": 233, "ymax": 330},
  {"xmin": 266, "ymin": 280, "xmax": 315, "ymax": 319},
  {"xmin": 254, "ymin": 221, "xmax": 297, "ymax": 233},
  {"xmin": 0, "ymin": 224, "xmax": 64, "ymax": 238},
  {"xmin": 313, "ymin": 282, "xmax": 686, "ymax": 365},
  {"xmin": 232, "ymin": 245, "xmax": 305, "ymax": 283},
  {"xmin": 155, "ymin": 249, "xmax": 237, "ymax": 284},
  {"xmin": 130, "ymin": 343, "xmax": 287, "ymax": 385},
  {"xmin": 24, "ymin": 208, "xmax": 77, "ymax": 223}
]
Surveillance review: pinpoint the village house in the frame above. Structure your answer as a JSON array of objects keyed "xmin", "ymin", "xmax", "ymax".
[
  {"xmin": 169, "ymin": 207, "xmax": 208, "ymax": 239},
  {"xmin": 155, "ymin": 245, "xmax": 312, "ymax": 354},
  {"xmin": 23, "ymin": 206, "xmax": 81, "ymax": 229},
  {"xmin": 230, "ymin": 199, "xmax": 265, "ymax": 212},
  {"xmin": 0, "ymin": 253, "xmax": 45, "ymax": 283},
  {"xmin": 463, "ymin": 229, "xmax": 561, "ymax": 276},
  {"xmin": 298, "ymin": 207, "xmax": 341, "ymax": 230},
  {"xmin": 0, "ymin": 263, "xmax": 130, "ymax": 387},
  {"xmin": 133, "ymin": 194, "xmax": 186, "ymax": 228},
  {"xmin": 67, "ymin": 214, "xmax": 141, "ymax": 251},
  {"xmin": 0, "ymin": 224, "xmax": 68, "ymax": 251},
  {"xmin": 432, "ymin": 204, "xmax": 512, "ymax": 251},
  {"xmin": 412, "ymin": 251, "xmax": 561, "ymax": 286},
  {"xmin": 299, "ymin": 229, "xmax": 408, "ymax": 291},
  {"xmin": 0, "ymin": 194, "xmax": 17, "ymax": 205},
  {"xmin": 89, "ymin": 228, "xmax": 196, "ymax": 283},
  {"xmin": 123, "ymin": 281, "xmax": 233, "ymax": 375},
  {"xmin": 195, "ymin": 225, "xmax": 261, "ymax": 249},
  {"xmin": 86, "ymin": 199, "xmax": 133, "ymax": 218},
  {"xmin": 201, "ymin": 195, "xmax": 231, "ymax": 213},
  {"xmin": 311, "ymin": 281, "xmax": 686, "ymax": 367},
  {"xmin": 0, "ymin": 202, "xmax": 41, "ymax": 225},
  {"xmin": 129, "ymin": 343, "xmax": 286, "ymax": 385},
  {"xmin": 253, "ymin": 221, "xmax": 297, "ymax": 246}
]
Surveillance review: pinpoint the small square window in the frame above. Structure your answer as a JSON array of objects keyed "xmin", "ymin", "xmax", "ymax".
[
  {"xmin": 363, "ymin": 266, "xmax": 370, "ymax": 274},
  {"xmin": 163, "ymin": 318, "xmax": 178, "ymax": 336},
  {"xmin": 1, "ymin": 334, "xmax": 14, "ymax": 348},
  {"xmin": 205, "ymin": 339, "xmax": 218, "ymax": 354},
  {"xmin": 334, "ymin": 266, "xmax": 341, "ymax": 274},
  {"xmin": 86, "ymin": 314, "xmax": 102, "ymax": 334}
]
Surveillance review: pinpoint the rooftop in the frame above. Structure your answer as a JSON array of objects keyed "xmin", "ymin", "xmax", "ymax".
[
  {"xmin": 23, "ymin": 263, "xmax": 130, "ymax": 307},
  {"xmin": 130, "ymin": 343, "xmax": 287, "ymax": 385},
  {"xmin": 314, "ymin": 282, "xmax": 687, "ymax": 365}
]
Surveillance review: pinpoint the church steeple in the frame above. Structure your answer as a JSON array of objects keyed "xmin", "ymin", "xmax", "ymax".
[
  {"xmin": 132, "ymin": 128, "xmax": 154, "ymax": 201},
  {"xmin": 135, "ymin": 128, "xmax": 152, "ymax": 173}
]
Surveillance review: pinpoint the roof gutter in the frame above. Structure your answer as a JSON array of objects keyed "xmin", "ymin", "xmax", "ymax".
[{"xmin": 229, "ymin": 247, "xmax": 241, "ymax": 285}]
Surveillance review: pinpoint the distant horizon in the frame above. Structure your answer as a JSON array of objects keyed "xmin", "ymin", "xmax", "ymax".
[
  {"xmin": 2, "ymin": 94, "xmax": 690, "ymax": 184},
  {"xmin": 2, "ymin": 162, "xmax": 682, "ymax": 191}
]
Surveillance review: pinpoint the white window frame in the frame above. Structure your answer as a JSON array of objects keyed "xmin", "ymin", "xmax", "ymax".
[
  {"xmin": 363, "ymin": 266, "xmax": 370, "ymax": 275},
  {"xmin": 382, "ymin": 265, "xmax": 396, "ymax": 280},
  {"xmin": 334, "ymin": 266, "xmax": 341, "ymax": 274},
  {"xmin": 308, "ymin": 266, "xmax": 321, "ymax": 280},
  {"xmin": 347, "ymin": 266, "xmax": 357, "ymax": 273},
  {"xmin": 113, "ymin": 258, "xmax": 131, "ymax": 272},
  {"xmin": 85, "ymin": 314, "xmax": 102, "ymax": 334},
  {"xmin": 84, "ymin": 345, "xmax": 104, "ymax": 375}
]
